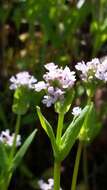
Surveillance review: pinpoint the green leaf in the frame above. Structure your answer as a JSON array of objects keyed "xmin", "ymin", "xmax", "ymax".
[
  {"xmin": 59, "ymin": 105, "xmax": 90, "ymax": 161},
  {"xmin": 79, "ymin": 102, "xmax": 101, "ymax": 144},
  {"xmin": 0, "ymin": 143, "xmax": 9, "ymax": 172},
  {"xmin": 13, "ymin": 129, "xmax": 37, "ymax": 169},
  {"xmin": 36, "ymin": 106, "xmax": 59, "ymax": 158}
]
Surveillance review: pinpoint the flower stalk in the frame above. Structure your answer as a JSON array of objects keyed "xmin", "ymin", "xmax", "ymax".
[
  {"xmin": 54, "ymin": 112, "xmax": 64, "ymax": 190},
  {"xmin": 71, "ymin": 141, "xmax": 83, "ymax": 190}
]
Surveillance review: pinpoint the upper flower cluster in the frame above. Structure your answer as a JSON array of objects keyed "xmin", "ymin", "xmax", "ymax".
[
  {"xmin": 34, "ymin": 63, "xmax": 76, "ymax": 107},
  {"xmin": 9, "ymin": 71, "xmax": 37, "ymax": 90},
  {"xmin": 0, "ymin": 129, "xmax": 21, "ymax": 147}
]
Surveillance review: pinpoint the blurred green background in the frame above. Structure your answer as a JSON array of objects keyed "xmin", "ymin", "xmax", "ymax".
[{"xmin": 1, "ymin": 0, "xmax": 107, "ymax": 189}]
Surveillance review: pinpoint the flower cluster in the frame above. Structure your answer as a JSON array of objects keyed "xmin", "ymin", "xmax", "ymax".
[
  {"xmin": 34, "ymin": 63, "xmax": 76, "ymax": 107},
  {"xmin": 38, "ymin": 178, "xmax": 62, "ymax": 190},
  {"xmin": 9, "ymin": 71, "xmax": 37, "ymax": 90},
  {"xmin": 75, "ymin": 58, "xmax": 101, "ymax": 82},
  {"xmin": 95, "ymin": 59, "xmax": 107, "ymax": 81},
  {"xmin": 0, "ymin": 129, "xmax": 21, "ymax": 147},
  {"xmin": 75, "ymin": 57, "xmax": 107, "ymax": 83}
]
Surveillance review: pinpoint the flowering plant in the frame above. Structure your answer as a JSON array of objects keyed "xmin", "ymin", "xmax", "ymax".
[
  {"xmin": 0, "ymin": 72, "xmax": 37, "ymax": 190},
  {"xmin": 1, "ymin": 58, "xmax": 105, "ymax": 190}
]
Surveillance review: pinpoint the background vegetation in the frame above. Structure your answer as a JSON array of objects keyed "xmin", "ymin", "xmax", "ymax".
[{"xmin": 1, "ymin": 0, "xmax": 107, "ymax": 189}]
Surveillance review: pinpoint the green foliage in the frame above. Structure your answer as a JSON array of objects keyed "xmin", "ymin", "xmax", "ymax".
[
  {"xmin": 37, "ymin": 105, "xmax": 90, "ymax": 161},
  {"xmin": 13, "ymin": 129, "xmax": 37, "ymax": 169},
  {"xmin": 0, "ymin": 129, "xmax": 37, "ymax": 189},
  {"xmin": 0, "ymin": 143, "xmax": 9, "ymax": 172},
  {"xmin": 36, "ymin": 106, "xmax": 59, "ymax": 158},
  {"xmin": 79, "ymin": 102, "xmax": 102, "ymax": 144},
  {"xmin": 59, "ymin": 105, "xmax": 90, "ymax": 161}
]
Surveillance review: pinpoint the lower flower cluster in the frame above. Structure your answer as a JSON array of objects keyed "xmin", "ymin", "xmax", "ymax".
[{"xmin": 0, "ymin": 129, "xmax": 21, "ymax": 147}]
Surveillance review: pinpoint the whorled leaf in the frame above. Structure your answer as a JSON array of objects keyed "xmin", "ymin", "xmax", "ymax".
[{"xmin": 36, "ymin": 106, "xmax": 59, "ymax": 158}]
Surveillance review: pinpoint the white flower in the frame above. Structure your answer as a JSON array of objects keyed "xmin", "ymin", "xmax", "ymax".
[
  {"xmin": 0, "ymin": 129, "xmax": 21, "ymax": 147},
  {"xmin": 38, "ymin": 178, "xmax": 62, "ymax": 190},
  {"xmin": 72, "ymin": 106, "xmax": 82, "ymax": 116},
  {"xmin": 61, "ymin": 66, "xmax": 76, "ymax": 89},
  {"xmin": 42, "ymin": 88, "xmax": 64, "ymax": 107},
  {"xmin": 9, "ymin": 71, "xmax": 37, "ymax": 90},
  {"xmin": 42, "ymin": 95, "xmax": 57, "ymax": 107},
  {"xmin": 34, "ymin": 81, "xmax": 47, "ymax": 92},
  {"xmin": 77, "ymin": 0, "xmax": 85, "ymax": 9},
  {"xmin": 43, "ymin": 64, "xmax": 76, "ymax": 89},
  {"xmin": 44, "ymin": 62, "xmax": 58, "ymax": 71},
  {"xmin": 95, "ymin": 59, "xmax": 107, "ymax": 82}
]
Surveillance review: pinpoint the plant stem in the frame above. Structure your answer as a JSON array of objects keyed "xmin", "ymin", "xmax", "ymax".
[
  {"xmin": 10, "ymin": 114, "xmax": 21, "ymax": 159},
  {"xmin": 71, "ymin": 141, "xmax": 83, "ymax": 190},
  {"xmin": 83, "ymin": 146, "xmax": 89, "ymax": 190},
  {"xmin": 7, "ymin": 115, "xmax": 21, "ymax": 189},
  {"xmin": 54, "ymin": 112, "xmax": 64, "ymax": 190},
  {"xmin": 54, "ymin": 161, "xmax": 61, "ymax": 190},
  {"xmin": 56, "ymin": 112, "xmax": 64, "ymax": 145}
]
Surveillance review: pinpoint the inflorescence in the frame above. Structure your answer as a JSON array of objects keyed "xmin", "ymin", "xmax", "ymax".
[
  {"xmin": 9, "ymin": 71, "xmax": 37, "ymax": 90},
  {"xmin": 34, "ymin": 62, "xmax": 76, "ymax": 107},
  {"xmin": 75, "ymin": 58, "xmax": 107, "ymax": 82},
  {"xmin": 0, "ymin": 129, "xmax": 21, "ymax": 147}
]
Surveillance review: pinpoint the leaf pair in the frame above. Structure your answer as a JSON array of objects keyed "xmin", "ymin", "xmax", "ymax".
[{"xmin": 36, "ymin": 105, "xmax": 90, "ymax": 161}]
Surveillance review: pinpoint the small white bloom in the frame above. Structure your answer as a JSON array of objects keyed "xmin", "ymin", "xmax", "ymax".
[
  {"xmin": 38, "ymin": 178, "xmax": 62, "ymax": 190},
  {"xmin": 42, "ymin": 95, "xmax": 57, "ymax": 107},
  {"xmin": 77, "ymin": 0, "xmax": 85, "ymax": 9},
  {"xmin": 0, "ymin": 129, "xmax": 21, "ymax": 147},
  {"xmin": 95, "ymin": 59, "xmax": 107, "ymax": 82},
  {"xmin": 9, "ymin": 71, "xmax": 37, "ymax": 90},
  {"xmin": 34, "ymin": 81, "xmax": 47, "ymax": 92},
  {"xmin": 72, "ymin": 106, "xmax": 82, "ymax": 116},
  {"xmin": 61, "ymin": 66, "xmax": 76, "ymax": 88},
  {"xmin": 44, "ymin": 62, "xmax": 58, "ymax": 71}
]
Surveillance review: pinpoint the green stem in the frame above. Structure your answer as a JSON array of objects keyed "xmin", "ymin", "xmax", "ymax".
[
  {"xmin": 54, "ymin": 161, "xmax": 61, "ymax": 190},
  {"xmin": 54, "ymin": 112, "xmax": 64, "ymax": 190},
  {"xmin": 71, "ymin": 141, "xmax": 83, "ymax": 190},
  {"xmin": 56, "ymin": 112, "xmax": 64, "ymax": 145},
  {"xmin": 0, "ymin": 179, "xmax": 7, "ymax": 190},
  {"xmin": 7, "ymin": 115, "xmax": 21, "ymax": 189},
  {"xmin": 83, "ymin": 146, "xmax": 89, "ymax": 190},
  {"xmin": 10, "ymin": 114, "xmax": 21, "ymax": 159}
]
